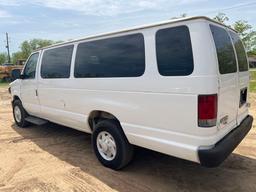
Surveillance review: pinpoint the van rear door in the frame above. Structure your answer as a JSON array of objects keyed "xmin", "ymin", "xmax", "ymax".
[
  {"xmin": 229, "ymin": 31, "xmax": 250, "ymax": 125},
  {"xmin": 210, "ymin": 25, "xmax": 239, "ymax": 130}
]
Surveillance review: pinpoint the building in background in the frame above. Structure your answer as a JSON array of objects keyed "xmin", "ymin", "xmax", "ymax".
[{"xmin": 249, "ymin": 57, "xmax": 256, "ymax": 68}]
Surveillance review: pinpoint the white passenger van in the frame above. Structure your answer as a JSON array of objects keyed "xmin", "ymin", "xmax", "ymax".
[{"xmin": 10, "ymin": 16, "xmax": 253, "ymax": 170}]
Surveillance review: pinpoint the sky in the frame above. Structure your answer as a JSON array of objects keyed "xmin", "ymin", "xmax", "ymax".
[{"xmin": 0, "ymin": 0, "xmax": 256, "ymax": 54}]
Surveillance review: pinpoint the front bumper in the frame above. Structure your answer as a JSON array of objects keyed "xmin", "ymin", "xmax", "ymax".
[{"xmin": 198, "ymin": 115, "xmax": 253, "ymax": 167}]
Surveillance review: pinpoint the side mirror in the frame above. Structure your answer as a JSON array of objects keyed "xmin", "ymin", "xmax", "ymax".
[{"xmin": 11, "ymin": 69, "xmax": 21, "ymax": 81}]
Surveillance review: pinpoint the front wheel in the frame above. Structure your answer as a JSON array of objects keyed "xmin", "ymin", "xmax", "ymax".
[
  {"xmin": 92, "ymin": 120, "xmax": 134, "ymax": 170},
  {"xmin": 13, "ymin": 100, "xmax": 29, "ymax": 128}
]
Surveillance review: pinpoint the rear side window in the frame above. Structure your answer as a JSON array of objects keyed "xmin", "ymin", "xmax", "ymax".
[
  {"xmin": 41, "ymin": 45, "xmax": 74, "ymax": 78},
  {"xmin": 229, "ymin": 32, "xmax": 248, "ymax": 72},
  {"xmin": 74, "ymin": 33, "xmax": 145, "ymax": 78},
  {"xmin": 156, "ymin": 26, "xmax": 194, "ymax": 76},
  {"xmin": 210, "ymin": 25, "xmax": 237, "ymax": 74}
]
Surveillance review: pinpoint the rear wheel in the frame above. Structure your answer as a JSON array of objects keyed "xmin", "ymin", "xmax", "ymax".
[
  {"xmin": 13, "ymin": 100, "xmax": 29, "ymax": 128},
  {"xmin": 92, "ymin": 120, "xmax": 134, "ymax": 170}
]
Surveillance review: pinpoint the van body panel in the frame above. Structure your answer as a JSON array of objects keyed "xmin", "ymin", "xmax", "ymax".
[
  {"xmin": 228, "ymin": 30, "xmax": 250, "ymax": 125},
  {"xmin": 208, "ymin": 23, "xmax": 250, "ymax": 135},
  {"xmin": 217, "ymin": 73, "xmax": 239, "ymax": 130},
  {"xmin": 237, "ymin": 71, "xmax": 250, "ymax": 124}
]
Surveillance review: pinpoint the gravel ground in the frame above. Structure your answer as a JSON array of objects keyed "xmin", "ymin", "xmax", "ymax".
[{"xmin": 0, "ymin": 86, "xmax": 256, "ymax": 192}]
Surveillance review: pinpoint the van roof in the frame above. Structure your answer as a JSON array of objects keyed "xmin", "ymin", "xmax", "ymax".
[{"xmin": 37, "ymin": 16, "xmax": 236, "ymax": 51}]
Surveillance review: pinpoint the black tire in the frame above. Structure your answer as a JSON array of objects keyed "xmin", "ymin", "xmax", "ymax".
[
  {"xmin": 13, "ymin": 99, "xmax": 29, "ymax": 128},
  {"xmin": 92, "ymin": 120, "xmax": 134, "ymax": 170}
]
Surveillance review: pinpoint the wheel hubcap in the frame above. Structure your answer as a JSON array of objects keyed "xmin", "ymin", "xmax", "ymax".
[
  {"xmin": 96, "ymin": 131, "xmax": 117, "ymax": 161},
  {"xmin": 14, "ymin": 106, "xmax": 22, "ymax": 123}
]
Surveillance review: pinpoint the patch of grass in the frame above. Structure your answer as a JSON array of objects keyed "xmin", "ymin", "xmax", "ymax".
[
  {"xmin": 250, "ymin": 81, "xmax": 256, "ymax": 93},
  {"xmin": 0, "ymin": 79, "xmax": 9, "ymax": 88},
  {"xmin": 0, "ymin": 82, "xmax": 9, "ymax": 88},
  {"xmin": 250, "ymin": 70, "xmax": 256, "ymax": 81},
  {"xmin": 250, "ymin": 70, "xmax": 256, "ymax": 93}
]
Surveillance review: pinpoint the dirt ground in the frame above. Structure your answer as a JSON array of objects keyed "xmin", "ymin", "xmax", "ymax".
[{"xmin": 0, "ymin": 86, "xmax": 256, "ymax": 192}]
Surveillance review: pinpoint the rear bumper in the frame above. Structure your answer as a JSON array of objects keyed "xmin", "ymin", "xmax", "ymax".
[{"xmin": 198, "ymin": 115, "xmax": 253, "ymax": 167}]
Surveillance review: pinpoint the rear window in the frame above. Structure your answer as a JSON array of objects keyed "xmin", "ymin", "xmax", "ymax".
[
  {"xmin": 74, "ymin": 33, "xmax": 145, "ymax": 78},
  {"xmin": 210, "ymin": 25, "xmax": 237, "ymax": 74},
  {"xmin": 229, "ymin": 32, "xmax": 248, "ymax": 72},
  {"xmin": 156, "ymin": 26, "xmax": 194, "ymax": 76}
]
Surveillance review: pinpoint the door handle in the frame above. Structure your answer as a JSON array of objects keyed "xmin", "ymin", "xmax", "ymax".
[{"xmin": 35, "ymin": 89, "xmax": 38, "ymax": 97}]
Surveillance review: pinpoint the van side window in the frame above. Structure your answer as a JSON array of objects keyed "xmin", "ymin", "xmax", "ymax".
[
  {"xmin": 74, "ymin": 33, "xmax": 145, "ymax": 78},
  {"xmin": 210, "ymin": 25, "xmax": 237, "ymax": 74},
  {"xmin": 229, "ymin": 32, "xmax": 248, "ymax": 72},
  {"xmin": 156, "ymin": 26, "xmax": 194, "ymax": 76},
  {"xmin": 23, "ymin": 53, "xmax": 39, "ymax": 79},
  {"xmin": 41, "ymin": 45, "xmax": 74, "ymax": 78}
]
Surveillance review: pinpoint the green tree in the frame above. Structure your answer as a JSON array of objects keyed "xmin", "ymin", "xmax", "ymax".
[
  {"xmin": 12, "ymin": 51, "xmax": 24, "ymax": 65},
  {"xmin": 248, "ymin": 49, "xmax": 256, "ymax": 56},
  {"xmin": 0, "ymin": 53, "xmax": 7, "ymax": 65},
  {"xmin": 12, "ymin": 39, "xmax": 59, "ymax": 64},
  {"xmin": 213, "ymin": 13, "xmax": 256, "ymax": 55},
  {"xmin": 233, "ymin": 20, "xmax": 256, "ymax": 52},
  {"xmin": 213, "ymin": 12, "xmax": 229, "ymax": 24},
  {"xmin": 20, "ymin": 41, "xmax": 32, "ymax": 59},
  {"xmin": 29, "ymin": 39, "xmax": 56, "ymax": 50},
  {"xmin": 20, "ymin": 39, "xmax": 56, "ymax": 59}
]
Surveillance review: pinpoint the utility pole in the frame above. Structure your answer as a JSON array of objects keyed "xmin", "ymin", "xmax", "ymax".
[{"xmin": 5, "ymin": 32, "xmax": 11, "ymax": 63}]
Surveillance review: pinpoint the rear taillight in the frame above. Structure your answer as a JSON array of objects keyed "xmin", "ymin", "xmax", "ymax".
[{"xmin": 198, "ymin": 94, "xmax": 217, "ymax": 127}]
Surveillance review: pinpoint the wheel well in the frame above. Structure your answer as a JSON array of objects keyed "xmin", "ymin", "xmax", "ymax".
[
  {"xmin": 12, "ymin": 95, "xmax": 21, "ymax": 103},
  {"xmin": 88, "ymin": 110, "xmax": 120, "ymax": 131}
]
